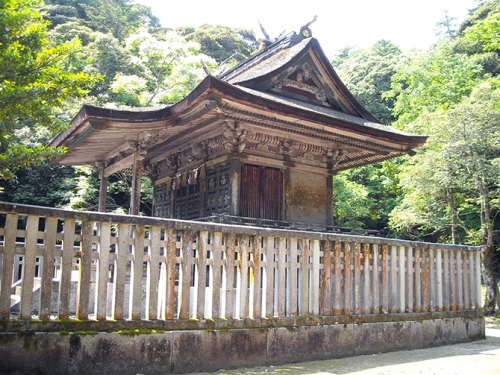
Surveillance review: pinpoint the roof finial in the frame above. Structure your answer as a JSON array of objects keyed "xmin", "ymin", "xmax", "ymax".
[{"xmin": 299, "ymin": 15, "xmax": 317, "ymax": 39}]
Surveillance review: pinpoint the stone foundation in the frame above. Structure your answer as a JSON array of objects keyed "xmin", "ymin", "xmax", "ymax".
[{"xmin": 0, "ymin": 314, "xmax": 485, "ymax": 375}]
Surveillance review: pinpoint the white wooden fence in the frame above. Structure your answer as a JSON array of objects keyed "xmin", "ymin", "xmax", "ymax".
[{"xmin": 0, "ymin": 203, "xmax": 482, "ymax": 321}]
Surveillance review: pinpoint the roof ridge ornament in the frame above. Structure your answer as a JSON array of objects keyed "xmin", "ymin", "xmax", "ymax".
[{"xmin": 299, "ymin": 15, "xmax": 317, "ymax": 39}]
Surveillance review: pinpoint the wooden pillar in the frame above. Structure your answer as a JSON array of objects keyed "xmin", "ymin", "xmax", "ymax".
[
  {"xmin": 130, "ymin": 152, "xmax": 143, "ymax": 216},
  {"xmin": 97, "ymin": 163, "xmax": 108, "ymax": 212},
  {"xmin": 229, "ymin": 158, "xmax": 241, "ymax": 216},
  {"xmin": 326, "ymin": 174, "xmax": 334, "ymax": 226}
]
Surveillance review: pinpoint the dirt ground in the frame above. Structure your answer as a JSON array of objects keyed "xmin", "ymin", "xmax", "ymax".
[{"xmin": 188, "ymin": 317, "xmax": 500, "ymax": 375}]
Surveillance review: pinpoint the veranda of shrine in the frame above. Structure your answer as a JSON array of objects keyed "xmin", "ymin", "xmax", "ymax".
[{"xmin": 0, "ymin": 24, "xmax": 484, "ymax": 375}]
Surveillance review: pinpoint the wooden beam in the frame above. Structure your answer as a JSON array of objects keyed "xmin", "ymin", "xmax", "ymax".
[{"xmin": 104, "ymin": 153, "xmax": 135, "ymax": 177}]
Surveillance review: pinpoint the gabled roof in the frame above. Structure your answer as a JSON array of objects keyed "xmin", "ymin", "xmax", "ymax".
[{"xmin": 50, "ymin": 28, "xmax": 426, "ymax": 175}]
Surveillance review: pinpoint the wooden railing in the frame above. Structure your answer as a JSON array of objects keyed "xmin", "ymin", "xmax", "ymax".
[{"xmin": 0, "ymin": 202, "xmax": 482, "ymax": 322}]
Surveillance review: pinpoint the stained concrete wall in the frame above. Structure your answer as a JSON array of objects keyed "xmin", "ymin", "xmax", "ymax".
[{"xmin": 0, "ymin": 316, "xmax": 484, "ymax": 375}]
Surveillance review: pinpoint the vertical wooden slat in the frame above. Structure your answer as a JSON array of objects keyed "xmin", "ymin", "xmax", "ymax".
[
  {"xmin": 390, "ymin": 245, "xmax": 398, "ymax": 314},
  {"xmin": 311, "ymin": 239, "xmax": 320, "ymax": 316},
  {"xmin": 112, "ymin": 223, "xmax": 128, "ymax": 320},
  {"xmin": 252, "ymin": 236, "xmax": 262, "ymax": 318},
  {"xmin": 289, "ymin": 238, "xmax": 298, "ymax": 316},
  {"xmin": 333, "ymin": 241, "xmax": 342, "ymax": 315},
  {"xmin": 39, "ymin": 217, "xmax": 57, "ymax": 319},
  {"xmin": 451, "ymin": 251, "xmax": 457, "ymax": 311},
  {"xmin": 59, "ymin": 219, "xmax": 75, "ymax": 319},
  {"xmin": 381, "ymin": 245, "xmax": 389, "ymax": 314},
  {"xmin": 343, "ymin": 242, "xmax": 352, "ymax": 315},
  {"xmin": 362, "ymin": 243, "xmax": 371, "ymax": 314},
  {"xmin": 277, "ymin": 237, "xmax": 286, "ymax": 316},
  {"xmin": 406, "ymin": 247, "xmax": 414, "ymax": 313},
  {"xmin": 422, "ymin": 248, "xmax": 429, "ymax": 312},
  {"xmin": 76, "ymin": 220, "xmax": 93, "ymax": 320},
  {"xmin": 147, "ymin": 226, "xmax": 160, "ymax": 320},
  {"xmin": 443, "ymin": 249, "xmax": 450, "ymax": 311},
  {"xmin": 463, "ymin": 251, "xmax": 470, "ymax": 310},
  {"xmin": 372, "ymin": 244, "xmax": 380, "ymax": 314},
  {"xmin": 436, "ymin": 248, "xmax": 443, "ymax": 312},
  {"xmin": 398, "ymin": 246, "xmax": 405, "ymax": 313},
  {"xmin": 129, "ymin": 225, "xmax": 145, "ymax": 320},
  {"xmin": 429, "ymin": 248, "xmax": 435, "ymax": 311},
  {"xmin": 322, "ymin": 241, "xmax": 333, "ymax": 315},
  {"xmin": 196, "ymin": 231, "xmax": 208, "ymax": 319},
  {"xmin": 179, "ymin": 230, "xmax": 192, "ymax": 319},
  {"xmin": 95, "ymin": 221, "xmax": 111, "ymax": 320},
  {"xmin": 300, "ymin": 240, "xmax": 310, "ymax": 315},
  {"xmin": 457, "ymin": 250, "xmax": 463, "ymax": 310},
  {"xmin": 239, "ymin": 235, "xmax": 250, "ymax": 319},
  {"xmin": 0, "ymin": 214, "xmax": 18, "ymax": 319},
  {"xmin": 211, "ymin": 232, "xmax": 222, "ymax": 319},
  {"xmin": 414, "ymin": 248, "xmax": 421, "ymax": 313},
  {"xmin": 265, "ymin": 236, "xmax": 275, "ymax": 317},
  {"xmin": 353, "ymin": 243, "xmax": 361, "ymax": 315},
  {"xmin": 474, "ymin": 251, "xmax": 482, "ymax": 309},
  {"xmin": 164, "ymin": 228, "xmax": 177, "ymax": 319},
  {"xmin": 20, "ymin": 215, "xmax": 39, "ymax": 319},
  {"xmin": 224, "ymin": 233, "xmax": 236, "ymax": 319}
]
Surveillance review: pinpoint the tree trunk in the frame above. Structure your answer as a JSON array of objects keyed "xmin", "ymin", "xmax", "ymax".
[{"xmin": 478, "ymin": 179, "xmax": 498, "ymax": 315}]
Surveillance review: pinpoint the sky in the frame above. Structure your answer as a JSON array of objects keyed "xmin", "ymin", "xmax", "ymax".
[{"xmin": 133, "ymin": 0, "xmax": 478, "ymax": 59}]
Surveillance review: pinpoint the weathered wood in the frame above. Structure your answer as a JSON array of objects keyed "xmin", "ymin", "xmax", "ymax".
[
  {"xmin": 457, "ymin": 250, "xmax": 464, "ymax": 311},
  {"xmin": 112, "ymin": 223, "xmax": 129, "ymax": 320},
  {"xmin": 289, "ymin": 237, "xmax": 298, "ymax": 316},
  {"xmin": 39, "ymin": 217, "xmax": 57, "ymax": 319},
  {"xmin": 0, "ymin": 215, "xmax": 18, "ymax": 319},
  {"xmin": 277, "ymin": 237, "xmax": 286, "ymax": 316},
  {"xmin": 196, "ymin": 231, "xmax": 208, "ymax": 319},
  {"xmin": 58, "ymin": 219, "xmax": 76, "ymax": 319},
  {"xmin": 225, "ymin": 233, "xmax": 236, "ymax": 319},
  {"xmin": 251, "ymin": 236, "xmax": 262, "ymax": 318},
  {"xmin": 129, "ymin": 225, "xmax": 145, "ymax": 320},
  {"xmin": 390, "ymin": 245, "xmax": 398, "ymax": 314},
  {"xmin": 265, "ymin": 236, "xmax": 275, "ymax": 317},
  {"xmin": 211, "ymin": 232, "xmax": 222, "ymax": 319},
  {"xmin": 436, "ymin": 248, "xmax": 443, "ymax": 312},
  {"xmin": 422, "ymin": 249, "xmax": 429, "ymax": 312},
  {"xmin": 179, "ymin": 230, "xmax": 193, "ymax": 319},
  {"xmin": 322, "ymin": 241, "xmax": 333, "ymax": 315},
  {"xmin": 412, "ymin": 246, "xmax": 420, "ymax": 312},
  {"xmin": 443, "ymin": 250, "xmax": 450, "ymax": 311},
  {"xmin": 76, "ymin": 220, "xmax": 93, "ymax": 320},
  {"xmin": 333, "ymin": 241, "xmax": 342, "ymax": 315},
  {"xmin": 343, "ymin": 242, "xmax": 352, "ymax": 314},
  {"xmin": 406, "ymin": 247, "xmax": 414, "ymax": 313},
  {"xmin": 130, "ymin": 156, "xmax": 143, "ymax": 216},
  {"xmin": 372, "ymin": 244, "xmax": 380, "ymax": 314},
  {"xmin": 398, "ymin": 246, "xmax": 405, "ymax": 313},
  {"xmin": 474, "ymin": 251, "xmax": 481, "ymax": 308},
  {"xmin": 300, "ymin": 239, "xmax": 310, "ymax": 315},
  {"xmin": 95, "ymin": 221, "xmax": 111, "ymax": 320},
  {"xmin": 164, "ymin": 228, "xmax": 177, "ymax": 319},
  {"xmin": 98, "ymin": 169, "xmax": 108, "ymax": 212},
  {"xmin": 429, "ymin": 248, "xmax": 435, "ymax": 311},
  {"xmin": 20, "ymin": 215, "xmax": 39, "ymax": 319},
  {"xmin": 463, "ymin": 251, "xmax": 470, "ymax": 310},
  {"xmin": 239, "ymin": 235, "xmax": 249, "ymax": 319},
  {"xmin": 311, "ymin": 239, "xmax": 320, "ymax": 316},
  {"xmin": 353, "ymin": 242, "xmax": 361, "ymax": 315},
  {"xmin": 451, "ymin": 251, "xmax": 457, "ymax": 311},
  {"xmin": 146, "ymin": 225, "xmax": 161, "ymax": 320}
]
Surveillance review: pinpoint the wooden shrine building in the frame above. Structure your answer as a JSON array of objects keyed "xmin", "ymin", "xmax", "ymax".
[{"xmin": 50, "ymin": 25, "xmax": 426, "ymax": 229}]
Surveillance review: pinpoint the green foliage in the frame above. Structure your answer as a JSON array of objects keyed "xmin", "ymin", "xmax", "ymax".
[
  {"xmin": 333, "ymin": 40, "xmax": 401, "ymax": 124},
  {"xmin": 0, "ymin": 0, "xmax": 98, "ymax": 180},
  {"xmin": 177, "ymin": 25, "xmax": 259, "ymax": 65}
]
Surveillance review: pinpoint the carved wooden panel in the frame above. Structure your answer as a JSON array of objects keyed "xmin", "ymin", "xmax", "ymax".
[
  {"xmin": 153, "ymin": 185, "xmax": 171, "ymax": 218},
  {"xmin": 175, "ymin": 183, "xmax": 201, "ymax": 220},
  {"xmin": 262, "ymin": 167, "xmax": 282, "ymax": 221},
  {"xmin": 205, "ymin": 165, "xmax": 231, "ymax": 216}
]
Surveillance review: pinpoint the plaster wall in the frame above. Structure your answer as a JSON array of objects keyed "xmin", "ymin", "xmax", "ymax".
[
  {"xmin": 0, "ymin": 316, "xmax": 484, "ymax": 375},
  {"xmin": 285, "ymin": 169, "xmax": 331, "ymax": 225}
]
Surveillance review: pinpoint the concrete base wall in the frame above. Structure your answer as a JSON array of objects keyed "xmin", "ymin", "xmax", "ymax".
[{"xmin": 0, "ymin": 316, "xmax": 484, "ymax": 375}]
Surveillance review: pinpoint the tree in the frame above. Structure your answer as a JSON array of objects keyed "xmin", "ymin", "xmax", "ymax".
[
  {"xmin": 0, "ymin": 0, "xmax": 97, "ymax": 180},
  {"xmin": 177, "ymin": 25, "xmax": 259, "ymax": 67},
  {"xmin": 390, "ymin": 82, "xmax": 500, "ymax": 314}
]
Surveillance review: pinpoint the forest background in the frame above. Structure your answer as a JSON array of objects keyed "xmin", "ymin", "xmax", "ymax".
[{"xmin": 1, "ymin": 0, "xmax": 499, "ymax": 313}]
